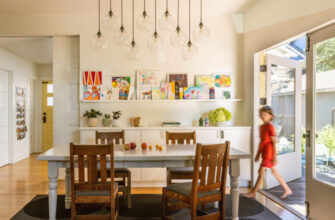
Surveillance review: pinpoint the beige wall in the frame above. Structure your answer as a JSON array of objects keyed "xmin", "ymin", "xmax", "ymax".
[
  {"xmin": 36, "ymin": 64, "xmax": 52, "ymax": 78},
  {"xmin": 244, "ymin": 0, "xmax": 335, "ymax": 32}
]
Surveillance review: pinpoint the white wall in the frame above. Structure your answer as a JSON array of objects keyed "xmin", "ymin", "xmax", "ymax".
[
  {"xmin": 36, "ymin": 64, "xmax": 52, "ymax": 78},
  {"xmin": 0, "ymin": 47, "xmax": 37, "ymax": 163},
  {"xmin": 244, "ymin": 0, "xmax": 335, "ymax": 32},
  {"xmin": 0, "ymin": 0, "xmax": 246, "ymax": 139}
]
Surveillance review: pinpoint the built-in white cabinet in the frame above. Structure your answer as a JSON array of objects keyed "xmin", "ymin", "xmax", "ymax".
[{"xmin": 79, "ymin": 126, "xmax": 251, "ymax": 187}]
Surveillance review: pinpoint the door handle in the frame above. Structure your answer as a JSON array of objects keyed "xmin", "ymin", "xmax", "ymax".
[{"xmin": 43, "ymin": 112, "xmax": 47, "ymax": 123}]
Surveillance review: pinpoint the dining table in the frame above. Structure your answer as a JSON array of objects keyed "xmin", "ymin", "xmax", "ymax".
[{"xmin": 37, "ymin": 143, "xmax": 250, "ymax": 220}]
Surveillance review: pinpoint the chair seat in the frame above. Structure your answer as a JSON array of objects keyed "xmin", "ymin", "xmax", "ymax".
[
  {"xmin": 165, "ymin": 182, "xmax": 220, "ymax": 198},
  {"xmin": 75, "ymin": 183, "xmax": 117, "ymax": 196},
  {"xmin": 167, "ymin": 167, "xmax": 194, "ymax": 175},
  {"xmin": 115, "ymin": 168, "xmax": 130, "ymax": 173}
]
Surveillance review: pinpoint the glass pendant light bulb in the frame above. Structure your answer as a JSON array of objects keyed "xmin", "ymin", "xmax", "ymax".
[
  {"xmin": 147, "ymin": 32, "xmax": 163, "ymax": 53},
  {"xmin": 91, "ymin": 0, "xmax": 109, "ymax": 50},
  {"xmin": 170, "ymin": 27, "xmax": 187, "ymax": 47},
  {"xmin": 182, "ymin": 41, "xmax": 198, "ymax": 61},
  {"xmin": 137, "ymin": 11, "xmax": 152, "ymax": 32},
  {"xmin": 91, "ymin": 32, "xmax": 109, "ymax": 50},
  {"xmin": 125, "ymin": 41, "xmax": 142, "ymax": 60},
  {"xmin": 193, "ymin": 23, "xmax": 210, "ymax": 43},
  {"xmin": 193, "ymin": 0, "xmax": 210, "ymax": 43},
  {"xmin": 159, "ymin": 1, "xmax": 175, "ymax": 32},
  {"xmin": 103, "ymin": 11, "xmax": 119, "ymax": 31},
  {"xmin": 114, "ymin": 0, "xmax": 129, "ymax": 47},
  {"xmin": 103, "ymin": 0, "xmax": 119, "ymax": 31},
  {"xmin": 113, "ymin": 26, "xmax": 130, "ymax": 46},
  {"xmin": 137, "ymin": 0, "xmax": 152, "ymax": 32}
]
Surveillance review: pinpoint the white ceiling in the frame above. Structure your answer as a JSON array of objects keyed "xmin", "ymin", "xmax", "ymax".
[
  {"xmin": 0, "ymin": 0, "xmax": 257, "ymax": 14},
  {"xmin": 0, "ymin": 37, "xmax": 52, "ymax": 64}
]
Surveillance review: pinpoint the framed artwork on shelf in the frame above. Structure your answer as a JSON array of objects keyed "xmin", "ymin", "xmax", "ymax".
[
  {"xmin": 82, "ymin": 70, "xmax": 103, "ymax": 101},
  {"xmin": 195, "ymin": 75, "xmax": 214, "ymax": 88},
  {"xmin": 183, "ymin": 86, "xmax": 209, "ymax": 100},
  {"xmin": 112, "ymin": 76, "xmax": 131, "ymax": 100},
  {"xmin": 136, "ymin": 70, "xmax": 160, "ymax": 99},
  {"xmin": 100, "ymin": 86, "xmax": 113, "ymax": 101},
  {"xmin": 167, "ymin": 73, "xmax": 188, "ymax": 87},
  {"xmin": 212, "ymin": 73, "xmax": 233, "ymax": 99}
]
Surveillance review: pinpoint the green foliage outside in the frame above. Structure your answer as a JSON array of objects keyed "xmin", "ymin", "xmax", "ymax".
[
  {"xmin": 317, "ymin": 125, "xmax": 335, "ymax": 167},
  {"xmin": 316, "ymin": 38, "xmax": 335, "ymax": 72}
]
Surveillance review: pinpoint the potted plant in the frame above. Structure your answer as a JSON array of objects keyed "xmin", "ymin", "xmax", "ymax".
[
  {"xmin": 112, "ymin": 111, "xmax": 121, "ymax": 127},
  {"xmin": 209, "ymin": 107, "xmax": 232, "ymax": 127},
  {"xmin": 103, "ymin": 114, "xmax": 111, "ymax": 127},
  {"xmin": 83, "ymin": 109, "xmax": 102, "ymax": 127}
]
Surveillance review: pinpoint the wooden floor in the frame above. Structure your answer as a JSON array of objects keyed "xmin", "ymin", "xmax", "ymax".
[{"xmin": 0, "ymin": 154, "xmax": 301, "ymax": 220}]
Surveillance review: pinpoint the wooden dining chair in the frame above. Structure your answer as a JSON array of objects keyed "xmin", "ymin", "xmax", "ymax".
[
  {"xmin": 96, "ymin": 130, "xmax": 132, "ymax": 208},
  {"xmin": 162, "ymin": 142, "xmax": 230, "ymax": 220},
  {"xmin": 70, "ymin": 143, "xmax": 119, "ymax": 220},
  {"xmin": 166, "ymin": 131, "xmax": 197, "ymax": 185}
]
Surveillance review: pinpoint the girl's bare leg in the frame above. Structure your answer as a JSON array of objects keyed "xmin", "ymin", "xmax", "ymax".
[
  {"xmin": 244, "ymin": 167, "xmax": 267, "ymax": 198},
  {"xmin": 270, "ymin": 167, "xmax": 292, "ymax": 198}
]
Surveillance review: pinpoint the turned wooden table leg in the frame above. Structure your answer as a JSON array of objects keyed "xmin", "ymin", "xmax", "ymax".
[
  {"xmin": 65, "ymin": 167, "xmax": 71, "ymax": 209},
  {"xmin": 48, "ymin": 161, "xmax": 59, "ymax": 220},
  {"xmin": 229, "ymin": 159, "xmax": 240, "ymax": 220}
]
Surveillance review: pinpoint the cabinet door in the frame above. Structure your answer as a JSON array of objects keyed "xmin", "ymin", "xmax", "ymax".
[
  {"xmin": 141, "ymin": 130, "xmax": 166, "ymax": 181},
  {"xmin": 196, "ymin": 130, "xmax": 221, "ymax": 144},
  {"xmin": 80, "ymin": 131, "xmax": 95, "ymax": 144}
]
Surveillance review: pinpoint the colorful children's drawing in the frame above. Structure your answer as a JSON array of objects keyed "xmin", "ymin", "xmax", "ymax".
[
  {"xmin": 167, "ymin": 82, "xmax": 175, "ymax": 100},
  {"xmin": 112, "ymin": 76, "xmax": 131, "ymax": 89},
  {"xmin": 183, "ymin": 86, "xmax": 207, "ymax": 99},
  {"xmin": 83, "ymin": 85, "xmax": 101, "ymax": 100},
  {"xmin": 137, "ymin": 70, "xmax": 160, "ymax": 99},
  {"xmin": 152, "ymin": 87, "xmax": 161, "ymax": 100},
  {"xmin": 195, "ymin": 75, "xmax": 214, "ymax": 87},
  {"xmin": 167, "ymin": 73, "xmax": 188, "ymax": 87},
  {"xmin": 119, "ymin": 88, "xmax": 129, "ymax": 100},
  {"xmin": 214, "ymin": 74, "xmax": 231, "ymax": 88},
  {"xmin": 83, "ymin": 71, "xmax": 102, "ymax": 85},
  {"xmin": 160, "ymin": 82, "xmax": 167, "ymax": 99}
]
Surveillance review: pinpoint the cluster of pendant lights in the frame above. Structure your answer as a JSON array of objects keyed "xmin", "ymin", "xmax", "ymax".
[{"xmin": 90, "ymin": 0, "xmax": 210, "ymax": 61}]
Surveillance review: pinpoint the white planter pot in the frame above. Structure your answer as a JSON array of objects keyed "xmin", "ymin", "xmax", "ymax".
[
  {"xmin": 216, "ymin": 121, "xmax": 226, "ymax": 127},
  {"xmin": 87, "ymin": 118, "xmax": 99, "ymax": 127},
  {"xmin": 112, "ymin": 119, "xmax": 119, "ymax": 127}
]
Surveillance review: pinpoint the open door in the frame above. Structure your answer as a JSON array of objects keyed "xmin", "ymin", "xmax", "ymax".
[
  {"xmin": 306, "ymin": 23, "xmax": 335, "ymax": 219},
  {"xmin": 263, "ymin": 54, "xmax": 303, "ymax": 189}
]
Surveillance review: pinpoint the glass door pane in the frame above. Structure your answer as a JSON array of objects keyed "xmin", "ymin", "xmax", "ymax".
[
  {"xmin": 270, "ymin": 64, "xmax": 295, "ymax": 154},
  {"xmin": 314, "ymin": 37, "xmax": 335, "ymax": 186}
]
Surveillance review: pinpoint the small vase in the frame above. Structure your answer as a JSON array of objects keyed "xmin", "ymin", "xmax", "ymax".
[
  {"xmin": 216, "ymin": 121, "xmax": 226, "ymax": 127},
  {"xmin": 103, "ymin": 118, "xmax": 111, "ymax": 127},
  {"xmin": 112, "ymin": 119, "xmax": 119, "ymax": 127},
  {"xmin": 87, "ymin": 118, "xmax": 99, "ymax": 127}
]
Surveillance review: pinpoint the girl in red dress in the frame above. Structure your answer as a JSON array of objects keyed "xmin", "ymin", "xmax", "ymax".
[{"xmin": 245, "ymin": 106, "xmax": 292, "ymax": 199}]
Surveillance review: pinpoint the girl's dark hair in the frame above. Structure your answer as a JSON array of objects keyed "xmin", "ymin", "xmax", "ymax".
[{"xmin": 259, "ymin": 105, "xmax": 275, "ymax": 120}]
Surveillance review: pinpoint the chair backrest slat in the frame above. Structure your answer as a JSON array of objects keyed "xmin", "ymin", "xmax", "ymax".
[
  {"xmin": 96, "ymin": 131, "xmax": 125, "ymax": 145},
  {"xmin": 100, "ymin": 155, "xmax": 107, "ymax": 183},
  {"xmin": 207, "ymin": 153, "xmax": 218, "ymax": 184},
  {"xmin": 166, "ymin": 131, "xmax": 196, "ymax": 145},
  {"xmin": 191, "ymin": 142, "xmax": 230, "ymax": 199},
  {"xmin": 78, "ymin": 155, "xmax": 85, "ymax": 184}
]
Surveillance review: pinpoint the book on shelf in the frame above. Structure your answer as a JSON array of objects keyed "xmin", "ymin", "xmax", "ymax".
[{"xmin": 162, "ymin": 121, "xmax": 181, "ymax": 127}]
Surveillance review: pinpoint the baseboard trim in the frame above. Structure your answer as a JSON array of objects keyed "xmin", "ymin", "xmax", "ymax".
[
  {"xmin": 13, "ymin": 151, "xmax": 30, "ymax": 164},
  {"xmin": 258, "ymin": 189, "xmax": 306, "ymax": 220}
]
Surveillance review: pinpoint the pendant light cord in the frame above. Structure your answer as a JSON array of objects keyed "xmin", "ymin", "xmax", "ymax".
[
  {"xmin": 132, "ymin": 0, "xmax": 134, "ymax": 42},
  {"xmin": 98, "ymin": 0, "xmax": 101, "ymax": 33},
  {"xmin": 200, "ymin": 0, "xmax": 203, "ymax": 23},
  {"xmin": 166, "ymin": 0, "xmax": 169, "ymax": 12},
  {"xmin": 121, "ymin": 0, "xmax": 124, "ymax": 27},
  {"xmin": 177, "ymin": 0, "xmax": 180, "ymax": 27},
  {"xmin": 109, "ymin": 0, "xmax": 112, "ymax": 12},
  {"xmin": 154, "ymin": 0, "xmax": 157, "ymax": 33},
  {"xmin": 188, "ymin": 0, "xmax": 191, "ymax": 41},
  {"xmin": 143, "ymin": 0, "xmax": 146, "ymax": 14}
]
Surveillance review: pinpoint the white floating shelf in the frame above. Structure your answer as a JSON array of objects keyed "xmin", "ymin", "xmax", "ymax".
[{"xmin": 80, "ymin": 99, "xmax": 243, "ymax": 103}]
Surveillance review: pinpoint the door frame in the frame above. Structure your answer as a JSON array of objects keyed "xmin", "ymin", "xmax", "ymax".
[
  {"xmin": 0, "ymin": 67, "xmax": 14, "ymax": 164},
  {"xmin": 305, "ymin": 21, "xmax": 335, "ymax": 219}
]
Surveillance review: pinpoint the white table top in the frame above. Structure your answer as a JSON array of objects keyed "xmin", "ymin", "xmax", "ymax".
[{"xmin": 37, "ymin": 144, "xmax": 250, "ymax": 161}]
